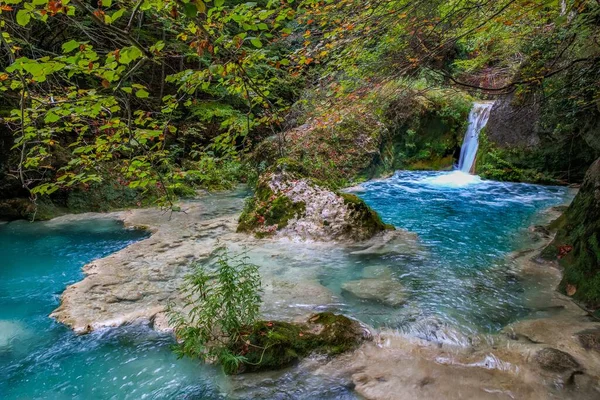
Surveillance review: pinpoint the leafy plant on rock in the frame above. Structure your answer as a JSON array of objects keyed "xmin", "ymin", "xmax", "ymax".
[{"xmin": 168, "ymin": 248, "xmax": 263, "ymax": 374}]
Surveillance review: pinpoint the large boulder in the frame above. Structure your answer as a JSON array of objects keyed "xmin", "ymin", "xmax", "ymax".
[
  {"xmin": 238, "ymin": 170, "xmax": 394, "ymax": 241},
  {"xmin": 485, "ymin": 93, "xmax": 541, "ymax": 149},
  {"xmin": 228, "ymin": 312, "xmax": 371, "ymax": 374},
  {"xmin": 544, "ymin": 158, "xmax": 600, "ymax": 308}
]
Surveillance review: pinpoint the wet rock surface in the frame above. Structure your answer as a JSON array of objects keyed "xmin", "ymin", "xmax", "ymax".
[
  {"xmin": 534, "ymin": 348, "xmax": 581, "ymax": 373},
  {"xmin": 578, "ymin": 329, "xmax": 600, "ymax": 353},
  {"xmin": 238, "ymin": 171, "xmax": 393, "ymax": 241},
  {"xmin": 342, "ymin": 278, "xmax": 406, "ymax": 307}
]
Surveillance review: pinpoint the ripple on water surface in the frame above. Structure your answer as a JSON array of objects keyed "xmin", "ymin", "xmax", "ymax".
[
  {"xmin": 0, "ymin": 174, "xmax": 572, "ymax": 398},
  {"xmin": 0, "ymin": 211, "xmax": 357, "ymax": 399},
  {"xmin": 344, "ymin": 170, "xmax": 571, "ymax": 334}
]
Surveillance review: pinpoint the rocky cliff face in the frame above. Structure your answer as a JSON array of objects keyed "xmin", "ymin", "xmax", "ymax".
[
  {"xmin": 480, "ymin": 93, "xmax": 599, "ymax": 184},
  {"xmin": 485, "ymin": 93, "xmax": 541, "ymax": 149},
  {"xmin": 545, "ymin": 157, "xmax": 600, "ymax": 308}
]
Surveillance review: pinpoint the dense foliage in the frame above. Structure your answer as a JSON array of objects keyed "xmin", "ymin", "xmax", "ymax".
[{"xmin": 1, "ymin": 0, "xmax": 599, "ymax": 213}]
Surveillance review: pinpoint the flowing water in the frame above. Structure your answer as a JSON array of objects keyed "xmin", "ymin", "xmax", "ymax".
[
  {"xmin": 458, "ymin": 102, "xmax": 494, "ymax": 173},
  {"xmin": 0, "ymin": 219, "xmax": 225, "ymax": 399},
  {"xmin": 0, "ymin": 174, "xmax": 572, "ymax": 398},
  {"xmin": 352, "ymin": 171, "xmax": 571, "ymax": 335}
]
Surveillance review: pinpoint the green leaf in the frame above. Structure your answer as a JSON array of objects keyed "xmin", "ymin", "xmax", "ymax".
[
  {"xmin": 136, "ymin": 89, "xmax": 149, "ymax": 98},
  {"xmin": 16, "ymin": 10, "xmax": 31, "ymax": 27},
  {"xmin": 119, "ymin": 46, "xmax": 143, "ymax": 64},
  {"xmin": 45, "ymin": 112, "xmax": 60, "ymax": 123},
  {"xmin": 101, "ymin": 0, "xmax": 112, "ymax": 7},
  {"xmin": 183, "ymin": 2, "xmax": 197, "ymax": 18},
  {"xmin": 215, "ymin": 0, "xmax": 224, "ymax": 6},
  {"xmin": 250, "ymin": 38, "xmax": 262, "ymax": 48},
  {"xmin": 62, "ymin": 40, "xmax": 80, "ymax": 53},
  {"xmin": 111, "ymin": 8, "xmax": 126, "ymax": 21}
]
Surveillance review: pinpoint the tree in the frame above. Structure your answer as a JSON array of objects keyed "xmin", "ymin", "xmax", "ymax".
[{"xmin": 0, "ymin": 0, "xmax": 297, "ymax": 208}]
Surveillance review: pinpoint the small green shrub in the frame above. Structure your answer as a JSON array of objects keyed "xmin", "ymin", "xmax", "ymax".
[{"xmin": 168, "ymin": 249, "xmax": 263, "ymax": 374}]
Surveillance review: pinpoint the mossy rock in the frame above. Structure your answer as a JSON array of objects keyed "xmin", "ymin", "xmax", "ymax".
[
  {"xmin": 0, "ymin": 197, "xmax": 66, "ymax": 221},
  {"xmin": 228, "ymin": 312, "xmax": 370, "ymax": 374},
  {"xmin": 237, "ymin": 175, "xmax": 307, "ymax": 237},
  {"xmin": 238, "ymin": 171, "xmax": 392, "ymax": 240},
  {"xmin": 543, "ymin": 158, "xmax": 600, "ymax": 308},
  {"xmin": 340, "ymin": 193, "xmax": 395, "ymax": 235}
]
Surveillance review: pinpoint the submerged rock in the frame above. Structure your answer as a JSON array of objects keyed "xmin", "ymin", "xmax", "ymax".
[
  {"xmin": 0, "ymin": 320, "xmax": 29, "ymax": 351},
  {"xmin": 577, "ymin": 328, "xmax": 600, "ymax": 353},
  {"xmin": 229, "ymin": 312, "xmax": 371, "ymax": 374},
  {"xmin": 342, "ymin": 267, "xmax": 406, "ymax": 307},
  {"xmin": 533, "ymin": 348, "xmax": 581, "ymax": 373},
  {"xmin": 238, "ymin": 170, "xmax": 393, "ymax": 241},
  {"xmin": 349, "ymin": 230, "xmax": 422, "ymax": 256}
]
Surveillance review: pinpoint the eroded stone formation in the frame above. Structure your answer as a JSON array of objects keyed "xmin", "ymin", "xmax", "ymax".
[{"xmin": 237, "ymin": 170, "xmax": 394, "ymax": 241}]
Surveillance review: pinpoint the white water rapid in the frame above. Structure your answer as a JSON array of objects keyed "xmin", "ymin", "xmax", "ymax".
[{"xmin": 458, "ymin": 102, "xmax": 494, "ymax": 173}]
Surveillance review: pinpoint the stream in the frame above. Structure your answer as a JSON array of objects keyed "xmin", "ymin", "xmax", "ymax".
[{"xmin": 0, "ymin": 172, "xmax": 572, "ymax": 399}]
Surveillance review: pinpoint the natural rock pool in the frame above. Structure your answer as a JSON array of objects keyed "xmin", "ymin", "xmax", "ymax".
[{"xmin": 0, "ymin": 171, "xmax": 579, "ymax": 399}]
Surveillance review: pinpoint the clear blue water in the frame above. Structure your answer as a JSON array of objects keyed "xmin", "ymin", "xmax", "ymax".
[
  {"xmin": 0, "ymin": 172, "xmax": 572, "ymax": 398},
  {"xmin": 0, "ymin": 219, "xmax": 226, "ymax": 399},
  {"xmin": 350, "ymin": 171, "xmax": 571, "ymax": 333}
]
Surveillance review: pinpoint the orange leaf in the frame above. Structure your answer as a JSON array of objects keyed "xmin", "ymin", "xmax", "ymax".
[
  {"xmin": 0, "ymin": 5, "xmax": 13, "ymax": 11},
  {"xmin": 0, "ymin": 73, "xmax": 8, "ymax": 81},
  {"xmin": 101, "ymin": 79, "xmax": 110, "ymax": 88}
]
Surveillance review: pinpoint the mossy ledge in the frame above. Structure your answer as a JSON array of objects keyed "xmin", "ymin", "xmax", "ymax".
[
  {"xmin": 543, "ymin": 157, "xmax": 600, "ymax": 308},
  {"xmin": 237, "ymin": 170, "xmax": 393, "ymax": 241},
  {"xmin": 227, "ymin": 312, "xmax": 371, "ymax": 374}
]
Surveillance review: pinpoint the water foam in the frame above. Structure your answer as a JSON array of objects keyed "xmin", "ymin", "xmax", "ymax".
[{"xmin": 421, "ymin": 171, "xmax": 483, "ymax": 188}]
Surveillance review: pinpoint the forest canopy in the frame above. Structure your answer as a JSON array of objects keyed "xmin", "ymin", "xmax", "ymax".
[{"xmin": 1, "ymin": 0, "xmax": 599, "ymax": 211}]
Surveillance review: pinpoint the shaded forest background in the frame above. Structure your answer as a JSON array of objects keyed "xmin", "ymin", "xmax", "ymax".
[{"xmin": 1, "ymin": 0, "xmax": 599, "ymax": 219}]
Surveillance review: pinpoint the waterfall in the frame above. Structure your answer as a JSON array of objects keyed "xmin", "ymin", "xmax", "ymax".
[{"xmin": 458, "ymin": 102, "xmax": 494, "ymax": 173}]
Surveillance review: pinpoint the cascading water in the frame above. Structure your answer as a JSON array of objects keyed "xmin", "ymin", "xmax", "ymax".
[
  {"xmin": 421, "ymin": 101, "xmax": 494, "ymax": 187},
  {"xmin": 457, "ymin": 102, "xmax": 494, "ymax": 173}
]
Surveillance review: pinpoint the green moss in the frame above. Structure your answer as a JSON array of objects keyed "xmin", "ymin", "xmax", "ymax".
[
  {"xmin": 227, "ymin": 312, "xmax": 367, "ymax": 374},
  {"xmin": 340, "ymin": 193, "xmax": 395, "ymax": 236},
  {"xmin": 237, "ymin": 175, "xmax": 306, "ymax": 236},
  {"xmin": 476, "ymin": 131, "xmax": 563, "ymax": 184},
  {"xmin": 544, "ymin": 159, "xmax": 600, "ymax": 308},
  {"xmin": 406, "ymin": 155, "xmax": 454, "ymax": 171},
  {"xmin": 283, "ymin": 112, "xmax": 386, "ymax": 189}
]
